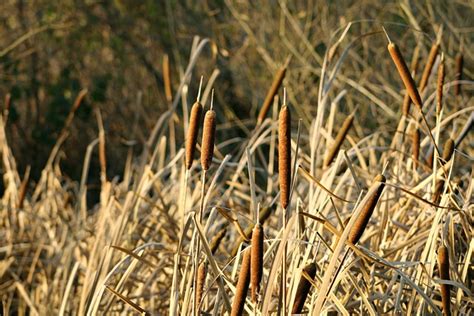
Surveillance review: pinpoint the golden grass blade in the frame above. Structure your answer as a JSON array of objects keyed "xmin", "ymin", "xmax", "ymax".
[{"xmin": 105, "ymin": 286, "xmax": 149, "ymax": 315}]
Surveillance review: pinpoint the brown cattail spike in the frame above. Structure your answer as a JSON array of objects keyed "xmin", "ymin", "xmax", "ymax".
[
  {"xmin": 324, "ymin": 112, "xmax": 354, "ymax": 167},
  {"xmin": 419, "ymin": 42, "xmax": 439, "ymax": 93},
  {"xmin": 195, "ymin": 262, "xmax": 207, "ymax": 313},
  {"xmin": 210, "ymin": 227, "xmax": 227, "ymax": 254},
  {"xmin": 231, "ymin": 249, "xmax": 251, "ymax": 316},
  {"xmin": 436, "ymin": 54, "xmax": 445, "ymax": 116},
  {"xmin": 201, "ymin": 108, "xmax": 216, "ymax": 171},
  {"xmin": 185, "ymin": 101, "xmax": 203, "ymax": 170},
  {"xmin": 432, "ymin": 179, "xmax": 445, "ymax": 205},
  {"xmin": 250, "ymin": 223, "xmax": 264, "ymax": 302},
  {"xmin": 402, "ymin": 46, "xmax": 421, "ymax": 116},
  {"xmin": 291, "ymin": 262, "xmax": 317, "ymax": 314},
  {"xmin": 454, "ymin": 53, "xmax": 463, "ymax": 96},
  {"xmin": 348, "ymin": 174, "xmax": 386, "ymax": 244},
  {"xmin": 257, "ymin": 65, "xmax": 287, "ymax": 124},
  {"xmin": 278, "ymin": 104, "xmax": 291, "ymax": 209},
  {"xmin": 441, "ymin": 138, "xmax": 455, "ymax": 163},
  {"xmin": 412, "ymin": 128, "xmax": 420, "ymax": 168},
  {"xmin": 437, "ymin": 246, "xmax": 451, "ymax": 316},
  {"xmin": 388, "ymin": 42, "xmax": 423, "ymax": 109}
]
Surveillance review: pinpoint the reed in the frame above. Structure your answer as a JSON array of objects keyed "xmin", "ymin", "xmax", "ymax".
[
  {"xmin": 250, "ymin": 223, "xmax": 264, "ymax": 302},
  {"xmin": 291, "ymin": 262, "xmax": 317, "ymax": 314},
  {"xmin": 257, "ymin": 65, "xmax": 287, "ymax": 124},
  {"xmin": 348, "ymin": 174, "xmax": 386, "ymax": 245},
  {"xmin": 201, "ymin": 103, "xmax": 217, "ymax": 171},
  {"xmin": 387, "ymin": 42, "xmax": 423, "ymax": 109},
  {"xmin": 412, "ymin": 128, "xmax": 420, "ymax": 168},
  {"xmin": 279, "ymin": 104, "xmax": 291, "ymax": 209},
  {"xmin": 324, "ymin": 112, "xmax": 354, "ymax": 167},
  {"xmin": 185, "ymin": 101, "xmax": 203, "ymax": 170},
  {"xmin": 437, "ymin": 246, "xmax": 451, "ymax": 316},
  {"xmin": 436, "ymin": 54, "xmax": 445, "ymax": 116},
  {"xmin": 231, "ymin": 249, "xmax": 251, "ymax": 316},
  {"xmin": 419, "ymin": 42, "xmax": 439, "ymax": 93},
  {"xmin": 454, "ymin": 53, "xmax": 463, "ymax": 96}
]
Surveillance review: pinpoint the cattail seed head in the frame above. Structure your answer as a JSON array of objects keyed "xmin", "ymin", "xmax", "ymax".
[
  {"xmin": 432, "ymin": 179, "xmax": 445, "ymax": 205},
  {"xmin": 412, "ymin": 128, "xmax": 420, "ymax": 168},
  {"xmin": 185, "ymin": 101, "xmax": 203, "ymax": 170},
  {"xmin": 194, "ymin": 262, "xmax": 207, "ymax": 313},
  {"xmin": 388, "ymin": 42, "xmax": 423, "ymax": 109},
  {"xmin": 454, "ymin": 53, "xmax": 463, "ymax": 96},
  {"xmin": 437, "ymin": 246, "xmax": 451, "ymax": 316},
  {"xmin": 348, "ymin": 174, "xmax": 386, "ymax": 245},
  {"xmin": 441, "ymin": 138, "xmax": 455, "ymax": 163},
  {"xmin": 324, "ymin": 112, "xmax": 354, "ymax": 167},
  {"xmin": 436, "ymin": 55, "xmax": 445, "ymax": 116},
  {"xmin": 291, "ymin": 262, "xmax": 317, "ymax": 314},
  {"xmin": 231, "ymin": 249, "xmax": 251, "ymax": 316},
  {"xmin": 278, "ymin": 105, "xmax": 291, "ymax": 210},
  {"xmin": 201, "ymin": 109, "xmax": 216, "ymax": 171},
  {"xmin": 163, "ymin": 54, "xmax": 172, "ymax": 103},
  {"xmin": 257, "ymin": 65, "xmax": 287, "ymax": 124},
  {"xmin": 210, "ymin": 227, "xmax": 227, "ymax": 254},
  {"xmin": 250, "ymin": 223, "xmax": 264, "ymax": 302},
  {"xmin": 419, "ymin": 42, "xmax": 439, "ymax": 93}
]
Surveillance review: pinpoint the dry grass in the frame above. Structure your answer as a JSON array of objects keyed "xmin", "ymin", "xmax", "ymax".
[{"xmin": 0, "ymin": 4, "xmax": 472, "ymax": 316}]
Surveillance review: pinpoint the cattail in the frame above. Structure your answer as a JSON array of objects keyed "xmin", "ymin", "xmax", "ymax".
[
  {"xmin": 231, "ymin": 249, "xmax": 251, "ymax": 316},
  {"xmin": 437, "ymin": 246, "xmax": 451, "ymax": 316},
  {"xmin": 402, "ymin": 46, "xmax": 421, "ymax": 116},
  {"xmin": 436, "ymin": 54, "xmax": 445, "ymax": 116},
  {"xmin": 279, "ymin": 105, "xmax": 291, "ymax": 209},
  {"xmin": 432, "ymin": 179, "xmax": 445, "ymax": 205},
  {"xmin": 163, "ymin": 54, "xmax": 172, "ymax": 103},
  {"xmin": 419, "ymin": 42, "xmax": 439, "ymax": 93},
  {"xmin": 250, "ymin": 223, "xmax": 264, "ymax": 302},
  {"xmin": 210, "ymin": 227, "xmax": 227, "ymax": 254},
  {"xmin": 454, "ymin": 53, "xmax": 463, "ymax": 96},
  {"xmin": 348, "ymin": 174, "xmax": 386, "ymax": 245},
  {"xmin": 291, "ymin": 262, "xmax": 317, "ymax": 314},
  {"xmin": 185, "ymin": 101, "xmax": 203, "ymax": 170},
  {"xmin": 257, "ymin": 65, "xmax": 286, "ymax": 124},
  {"xmin": 441, "ymin": 138, "xmax": 455, "ymax": 163},
  {"xmin": 412, "ymin": 128, "xmax": 420, "ymax": 168},
  {"xmin": 426, "ymin": 149, "xmax": 434, "ymax": 169},
  {"xmin": 324, "ymin": 112, "xmax": 354, "ymax": 167},
  {"xmin": 201, "ymin": 108, "xmax": 216, "ymax": 171},
  {"xmin": 388, "ymin": 42, "xmax": 423, "ymax": 109},
  {"xmin": 195, "ymin": 262, "xmax": 207, "ymax": 313}
]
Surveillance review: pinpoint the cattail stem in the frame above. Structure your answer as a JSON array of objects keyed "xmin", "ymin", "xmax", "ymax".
[
  {"xmin": 231, "ymin": 249, "xmax": 251, "ymax": 316},
  {"xmin": 437, "ymin": 246, "xmax": 451, "ymax": 316},
  {"xmin": 291, "ymin": 263, "xmax": 317, "ymax": 314},
  {"xmin": 250, "ymin": 223, "xmax": 263, "ymax": 302}
]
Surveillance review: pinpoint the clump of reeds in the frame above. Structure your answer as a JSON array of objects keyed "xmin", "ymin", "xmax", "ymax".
[
  {"xmin": 231, "ymin": 249, "xmax": 251, "ymax": 316},
  {"xmin": 185, "ymin": 101, "xmax": 203, "ymax": 170},
  {"xmin": 348, "ymin": 174, "xmax": 386, "ymax": 245},
  {"xmin": 454, "ymin": 53, "xmax": 463, "ymax": 96},
  {"xmin": 437, "ymin": 246, "xmax": 451, "ymax": 316},
  {"xmin": 324, "ymin": 112, "xmax": 354, "ymax": 167},
  {"xmin": 291, "ymin": 262, "xmax": 317, "ymax": 314},
  {"xmin": 201, "ymin": 99, "xmax": 216, "ymax": 171},
  {"xmin": 250, "ymin": 223, "xmax": 264, "ymax": 302},
  {"xmin": 257, "ymin": 64, "xmax": 287, "ymax": 124},
  {"xmin": 279, "ymin": 104, "xmax": 291, "ymax": 209}
]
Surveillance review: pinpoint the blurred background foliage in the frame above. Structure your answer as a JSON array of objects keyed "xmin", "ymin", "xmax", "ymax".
[{"xmin": 0, "ymin": 0, "xmax": 471, "ymax": 186}]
